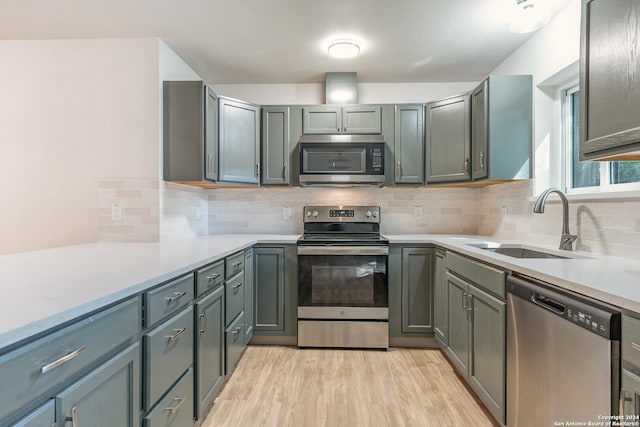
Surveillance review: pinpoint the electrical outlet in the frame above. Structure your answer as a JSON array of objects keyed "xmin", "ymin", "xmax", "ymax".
[
  {"xmin": 414, "ymin": 206, "xmax": 423, "ymax": 218},
  {"xmin": 111, "ymin": 203, "xmax": 122, "ymax": 222},
  {"xmin": 282, "ymin": 206, "xmax": 292, "ymax": 220}
]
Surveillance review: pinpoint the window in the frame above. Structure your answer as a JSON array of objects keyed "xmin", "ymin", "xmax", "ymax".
[{"xmin": 563, "ymin": 84, "xmax": 640, "ymax": 192}]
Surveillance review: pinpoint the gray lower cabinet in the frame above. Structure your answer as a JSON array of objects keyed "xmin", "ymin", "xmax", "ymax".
[
  {"xmin": 225, "ymin": 312, "xmax": 245, "ymax": 375},
  {"xmin": 389, "ymin": 245, "xmax": 434, "ymax": 342},
  {"xmin": 580, "ymin": 0, "xmax": 640, "ymax": 160},
  {"xmin": 57, "ymin": 343, "xmax": 140, "ymax": 427},
  {"xmin": 194, "ymin": 285, "xmax": 224, "ymax": 420},
  {"xmin": 11, "ymin": 401, "xmax": 55, "ymax": 427},
  {"xmin": 143, "ymin": 369, "xmax": 194, "ymax": 427},
  {"xmin": 218, "ymin": 97, "xmax": 261, "ymax": 184},
  {"xmin": 433, "ymin": 249, "xmax": 447, "ymax": 346},
  {"xmin": 244, "ymin": 249, "xmax": 254, "ymax": 343},
  {"xmin": 262, "ymin": 106, "xmax": 290, "ymax": 185},
  {"xmin": 162, "ymin": 81, "xmax": 218, "ymax": 183},
  {"xmin": 471, "ymin": 75, "xmax": 532, "ymax": 181},
  {"xmin": 444, "ymin": 252, "xmax": 506, "ymax": 425},
  {"xmin": 303, "ymin": 105, "xmax": 382, "ymax": 134},
  {"xmin": 253, "ymin": 245, "xmax": 297, "ymax": 339},
  {"xmin": 425, "ymin": 94, "xmax": 471, "ymax": 183},
  {"xmin": 394, "ymin": 104, "xmax": 425, "ymax": 184}
]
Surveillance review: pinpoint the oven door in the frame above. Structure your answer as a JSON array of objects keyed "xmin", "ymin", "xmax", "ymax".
[{"xmin": 297, "ymin": 245, "xmax": 388, "ymax": 320}]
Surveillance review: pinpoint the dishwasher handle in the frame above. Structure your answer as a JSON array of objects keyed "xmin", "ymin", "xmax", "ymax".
[{"xmin": 532, "ymin": 293, "xmax": 566, "ymax": 315}]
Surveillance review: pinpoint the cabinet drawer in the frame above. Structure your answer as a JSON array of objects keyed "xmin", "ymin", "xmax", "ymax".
[
  {"xmin": 446, "ymin": 252, "xmax": 505, "ymax": 298},
  {"xmin": 623, "ymin": 314, "xmax": 640, "ymax": 370},
  {"xmin": 225, "ymin": 312, "xmax": 246, "ymax": 374},
  {"xmin": 225, "ymin": 271, "xmax": 244, "ymax": 326},
  {"xmin": 144, "ymin": 307, "xmax": 193, "ymax": 409},
  {"xmin": 225, "ymin": 252, "xmax": 245, "ymax": 279},
  {"xmin": 145, "ymin": 274, "xmax": 194, "ymax": 327},
  {"xmin": 10, "ymin": 400, "xmax": 55, "ymax": 427},
  {"xmin": 143, "ymin": 368, "xmax": 193, "ymax": 427},
  {"xmin": 0, "ymin": 297, "xmax": 139, "ymax": 423},
  {"xmin": 196, "ymin": 260, "xmax": 224, "ymax": 297}
]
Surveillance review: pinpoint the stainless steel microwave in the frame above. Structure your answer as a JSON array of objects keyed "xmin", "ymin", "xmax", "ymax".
[{"xmin": 298, "ymin": 134, "xmax": 385, "ymax": 186}]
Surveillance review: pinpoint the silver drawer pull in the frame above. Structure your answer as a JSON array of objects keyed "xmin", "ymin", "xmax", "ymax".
[
  {"xmin": 199, "ymin": 313, "xmax": 206, "ymax": 337},
  {"xmin": 41, "ymin": 346, "xmax": 86, "ymax": 374},
  {"xmin": 165, "ymin": 396, "xmax": 186, "ymax": 414},
  {"xmin": 165, "ymin": 328, "xmax": 186, "ymax": 342},
  {"xmin": 232, "ymin": 262, "xmax": 242, "ymax": 268},
  {"xmin": 165, "ymin": 291, "xmax": 187, "ymax": 304},
  {"xmin": 206, "ymin": 273, "xmax": 221, "ymax": 283},
  {"xmin": 632, "ymin": 342, "xmax": 640, "ymax": 352},
  {"xmin": 67, "ymin": 406, "xmax": 78, "ymax": 427},
  {"xmin": 233, "ymin": 282, "xmax": 242, "ymax": 290},
  {"xmin": 232, "ymin": 326, "xmax": 242, "ymax": 336}
]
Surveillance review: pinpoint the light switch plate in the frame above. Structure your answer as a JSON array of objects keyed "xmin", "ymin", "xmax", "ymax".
[{"xmin": 111, "ymin": 203, "xmax": 122, "ymax": 222}]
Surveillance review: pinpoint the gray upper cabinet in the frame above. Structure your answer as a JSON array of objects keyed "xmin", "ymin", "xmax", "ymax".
[
  {"xmin": 580, "ymin": 0, "xmax": 640, "ymax": 160},
  {"xmin": 163, "ymin": 81, "xmax": 218, "ymax": 183},
  {"xmin": 219, "ymin": 97, "xmax": 261, "ymax": 185},
  {"xmin": 425, "ymin": 94, "xmax": 471, "ymax": 183},
  {"xmin": 394, "ymin": 104, "xmax": 425, "ymax": 184},
  {"xmin": 471, "ymin": 75, "xmax": 532, "ymax": 181},
  {"xmin": 303, "ymin": 105, "xmax": 382, "ymax": 134},
  {"xmin": 262, "ymin": 106, "xmax": 290, "ymax": 185}
]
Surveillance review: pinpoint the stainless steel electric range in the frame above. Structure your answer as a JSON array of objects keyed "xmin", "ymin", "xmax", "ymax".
[{"xmin": 297, "ymin": 205, "xmax": 389, "ymax": 349}]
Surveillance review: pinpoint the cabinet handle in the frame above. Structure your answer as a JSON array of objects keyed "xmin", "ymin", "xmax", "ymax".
[
  {"xmin": 283, "ymin": 162, "xmax": 288, "ymax": 179},
  {"xmin": 464, "ymin": 158, "xmax": 470, "ymax": 174},
  {"xmin": 466, "ymin": 294, "xmax": 473, "ymax": 312},
  {"xmin": 206, "ymin": 273, "xmax": 220, "ymax": 283},
  {"xmin": 233, "ymin": 282, "xmax": 242, "ymax": 292},
  {"xmin": 480, "ymin": 151, "xmax": 485, "ymax": 169},
  {"xmin": 199, "ymin": 313, "xmax": 206, "ymax": 337},
  {"xmin": 71, "ymin": 406, "xmax": 78, "ymax": 427},
  {"xmin": 232, "ymin": 326, "xmax": 242, "ymax": 337},
  {"xmin": 41, "ymin": 346, "xmax": 86, "ymax": 374},
  {"xmin": 462, "ymin": 292, "xmax": 468, "ymax": 309},
  {"xmin": 631, "ymin": 342, "xmax": 640, "ymax": 352},
  {"xmin": 233, "ymin": 262, "xmax": 242, "ymax": 269},
  {"xmin": 396, "ymin": 160, "xmax": 401, "ymax": 181},
  {"xmin": 165, "ymin": 396, "xmax": 186, "ymax": 414},
  {"xmin": 165, "ymin": 291, "xmax": 187, "ymax": 304},
  {"xmin": 207, "ymin": 153, "xmax": 212, "ymax": 173},
  {"xmin": 255, "ymin": 163, "xmax": 261, "ymax": 177},
  {"xmin": 165, "ymin": 328, "xmax": 186, "ymax": 342}
]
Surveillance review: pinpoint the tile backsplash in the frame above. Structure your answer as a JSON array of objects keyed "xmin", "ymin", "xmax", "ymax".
[{"xmin": 207, "ymin": 186, "xmax": 479, "ymax": 235}]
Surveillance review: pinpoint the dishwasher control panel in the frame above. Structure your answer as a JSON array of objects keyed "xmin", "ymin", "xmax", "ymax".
[{"xmin": 507, "ymin": 274, "xmax": 621, "ymax": 340}]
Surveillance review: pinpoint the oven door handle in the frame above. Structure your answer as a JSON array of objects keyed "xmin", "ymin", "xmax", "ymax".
[{"xmin": 297, "ymin": 246, "xmax": 389, "ymax": 256}]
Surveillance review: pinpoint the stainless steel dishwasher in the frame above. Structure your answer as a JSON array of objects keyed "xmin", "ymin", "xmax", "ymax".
[{"xmin": 507, "ymin": 274, "xmax": 621, "ymax": 427}]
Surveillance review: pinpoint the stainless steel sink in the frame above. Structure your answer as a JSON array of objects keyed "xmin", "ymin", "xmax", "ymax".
[{"xmin": 464, "ymin": 243, "xmax": 581, "ymax": 259}]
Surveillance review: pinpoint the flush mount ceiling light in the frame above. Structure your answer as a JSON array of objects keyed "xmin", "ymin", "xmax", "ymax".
[
  {"xmin": 509, "ymin": 0, "xmax": 550, "ymax": 33},
  {"xmin": 327, "ymin": 40, "xmax": 360, "ymax": 59}
]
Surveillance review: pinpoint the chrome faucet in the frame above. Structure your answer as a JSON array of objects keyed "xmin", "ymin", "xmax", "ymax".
[{"xmin": 533, "ymin": 188, "xmax": 577, "ymax": 251}]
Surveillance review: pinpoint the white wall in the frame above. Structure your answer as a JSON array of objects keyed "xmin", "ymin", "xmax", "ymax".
[
  {"xmin": 210, "ymin": 82, "xmax": 478, "ymax": 105},
  {"xmin": 0, "ymin": 38, "xmax": 161, "ymax": 254}
]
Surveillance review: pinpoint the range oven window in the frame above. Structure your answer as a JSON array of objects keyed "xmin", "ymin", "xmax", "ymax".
[{"xmin": 298, "ymin": 255, "xmax": 388, "ymax": 307}]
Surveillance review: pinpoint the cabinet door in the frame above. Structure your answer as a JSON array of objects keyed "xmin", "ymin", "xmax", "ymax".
[
  {"xmin": 57, "ymin": 343, "xmax": 140, "ymax": 427},
  {"xmin": 343, "ymin": 106, "xmax": 382, "ymax": 134},
  {"xmin": 400, "ymin": 248, "xmax": 433, "ymax": 334},
  {"xmin": 471, "ymin": 80, "xmax": 488, "ymax": 180},
  {"xmin": 11, "ymin": 400, "xmax": 54, "ymax": 427},
  {"xmin": 425, "ymin": 95, "xmax": 471, "ymax": 183},
  {"xmin": 469, "ymin": 284, "xmax": 506, "ymax": 424},
  {"xmin": 219, "ymin": 98, "xmax": 260, "ymax": 184},
  {"xmin": 445, "ymin": 272, "xmax": 470, "ymax": 376},
  {"xmin": 204, "ymin": 86, "xmax": 218, "ymax": 181},
  {"xmin": 433, "ymin": 249, "xmax": 448, "ymax": 346},
  {"xmin": 580, "ymin": 0, "xmax": 640, "ymax": 159},
  {"xmin": 394, "ymin": 105, "xmax": 425, "ymax": 184},
  {"xmin": 194, "ymin": 286, "xmax": 224, "ymax": 420},
  {"xmin": 262, "ymin": 107, "xmax": 290, "ymax": 185},
  {"xmin": 302, "ymin": 107, "xmax": 342, "ymax": 134},
  {"xmin": 254, "ymin": 247, "xmax": 285, "ymax": 332},
  {"xmin": 244, "ymin": 249, "xmax": 254, "ymax": 343}
]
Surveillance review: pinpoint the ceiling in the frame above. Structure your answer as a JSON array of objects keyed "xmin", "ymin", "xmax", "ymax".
[{"xmin": 0, "ymin": 0, "xmax": 572, "ymax": 84}]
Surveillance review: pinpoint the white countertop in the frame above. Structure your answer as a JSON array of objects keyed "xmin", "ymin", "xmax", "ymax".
[
  {"xmin": 0, "ymin": 235, "xmax": 299, "ymax": 350},
  {"xmin": 2, "ymin": 233, "xmax": 639, "ymax": 351},
  {"xmin": 386, "ymin": 234, "xmax": 640, "ymax": 314}
]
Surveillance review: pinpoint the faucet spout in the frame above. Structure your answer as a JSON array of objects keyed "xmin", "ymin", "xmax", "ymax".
[{"xmin": 533, "ymin": 188, "xmax": 577, "ymax": 251}]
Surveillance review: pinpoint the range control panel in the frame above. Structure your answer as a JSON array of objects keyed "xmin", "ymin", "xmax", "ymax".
[{"xmin": 303, "ymin": 206, "xmax": 380, "ymax": 223}]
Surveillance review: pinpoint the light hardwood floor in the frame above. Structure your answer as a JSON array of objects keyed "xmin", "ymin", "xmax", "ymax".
[{"xmin": 202, "ymin": 346, "xmax": 497, "ymax": 427}]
